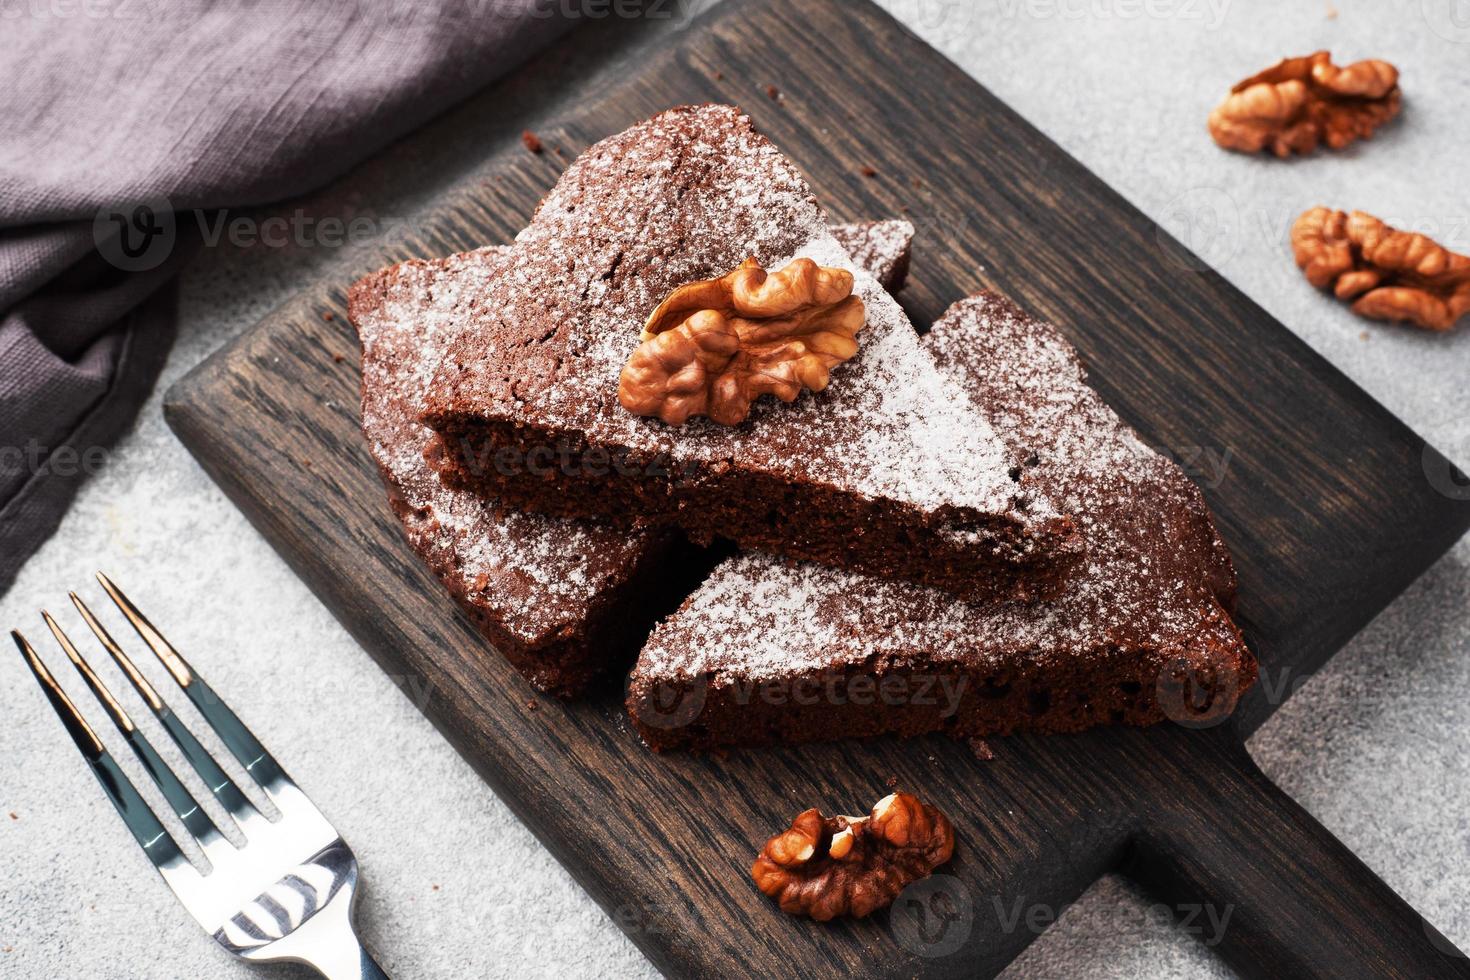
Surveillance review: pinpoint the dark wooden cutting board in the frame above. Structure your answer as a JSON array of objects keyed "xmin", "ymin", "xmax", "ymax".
[{"xmin": 165, "ymin": 0, "xmax": 1470, "ymax": 975}]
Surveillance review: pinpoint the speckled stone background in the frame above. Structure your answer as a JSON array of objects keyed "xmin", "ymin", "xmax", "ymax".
[{"xmin": 2, "ymin": 2, "xmax": 1467, "ymax": 977}]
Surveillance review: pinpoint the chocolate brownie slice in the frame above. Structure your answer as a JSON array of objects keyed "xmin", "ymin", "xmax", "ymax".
[
  {"xmin": 627, "ymin": 293, "xmax": 1256, "ymax": 750},
  {"xmin": 423, "ymin": 105, "xmax": 1079, "ymax": 602},
  {"xmin": 351, "ymin": 225, "xmax": 915, "ymax": 696}
]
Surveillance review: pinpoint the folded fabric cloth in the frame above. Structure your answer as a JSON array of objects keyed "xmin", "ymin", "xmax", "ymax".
[{"xmin": 0, "ymin": 0, "xmax": 575, "ymax": 595}]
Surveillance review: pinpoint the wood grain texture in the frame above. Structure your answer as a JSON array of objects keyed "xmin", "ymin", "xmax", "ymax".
[{"xmin": 163, "ymin": 0, "xmax": 1470, "ymax": 975}]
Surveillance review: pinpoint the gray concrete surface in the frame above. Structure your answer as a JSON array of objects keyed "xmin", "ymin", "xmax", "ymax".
[{"xmin": 2, "ymin": 1, "xmax": 1467, "ymax": 977}]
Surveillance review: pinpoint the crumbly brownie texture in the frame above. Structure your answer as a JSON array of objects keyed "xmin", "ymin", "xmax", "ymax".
[
  {"xmin": 350, "ymin": 224, "xmax": 915, "ymax": 696},
  {"xmin": 351, "ymin": 246, "xmax": 681, "ymax": 695},
  {"xmin": 423, "ymin": 105, "xmax": 1078, "ymax": 602},
  {"xmin": 628, "ymin": 293, "xmax": 1256, "ymax": 751},
  {"xmin": 829, "ymin": 219, "xmax": 913, "ymax": 293}
]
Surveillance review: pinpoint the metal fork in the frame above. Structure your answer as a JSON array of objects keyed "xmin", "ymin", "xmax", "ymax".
[{"xmin": 12, "ymin": 573, "xmax": 388, "ymax": 980}]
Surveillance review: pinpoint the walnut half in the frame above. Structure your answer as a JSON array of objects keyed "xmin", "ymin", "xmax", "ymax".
[
  {"xmin": 750, "ymin": 791, "xmax": 955, "ymax": 921},
  {"xmin": 1208, "ymin": 52, "xmax": 1400, "ymax": 157},
  {"xmin": 618, "ymin": 257, "xmax": 866, "ymax": 426},
  {"xmin": 1292, "ymin": 207, "xmax": 1470, "ymax": 332}
]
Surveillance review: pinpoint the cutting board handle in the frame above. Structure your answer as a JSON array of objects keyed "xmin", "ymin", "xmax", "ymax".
[{"xmin": 1122, "ymin": 728, "xmax": 1469, "ymax": 978}]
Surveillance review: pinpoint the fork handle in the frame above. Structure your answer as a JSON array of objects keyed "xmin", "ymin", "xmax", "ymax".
[
  {"xmin": 287, "ymin": 890, "xmax": 388, "ymax": 980},
  {"xmin": 242, "ymin": 866, "xmax": 390, "ymax": 980},
  {"xmin": 300, "ymin": 934, "xmax": 388, "ymax": 980}
]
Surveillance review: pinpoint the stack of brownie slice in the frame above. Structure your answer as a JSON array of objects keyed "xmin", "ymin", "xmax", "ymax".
[
  {"xmin": 350, "ymin": 104, "xmax": 1255, "ymax": 749},
  {"xmin": 418, "ymin": 105, "xmax": 1080, "ymax": 602},
  {"xmin": 351, "ymin": 220, "xmax": 914, "ymax": 696}
]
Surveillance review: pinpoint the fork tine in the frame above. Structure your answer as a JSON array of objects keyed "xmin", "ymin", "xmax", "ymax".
[
  {"xmin": 11, "ymin": 629, "xmax": 195, "ymax": 885},
  {"xmin": 95, "ymin": 573, "xmax": 292, "ymax": 801},
  {"xmin": 70, "ymin": 590, "xmax": 269, "ymax": 836},
  {"xmin": 43, "ymin": 610, "xmax": 235, "ymax": 863}
]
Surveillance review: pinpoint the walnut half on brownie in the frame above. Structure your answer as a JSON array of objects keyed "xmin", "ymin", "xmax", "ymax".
[
  {"xmin": 350, "ymin": 223, "xmax": 915, "ymax": 697},
  {"xmin": 627, "ymin": 293, "xmax": 1256, "ymax": 751},
  {"xmin": 422, "ymin": 105, "xmax": 1080, "ymax": 603}
]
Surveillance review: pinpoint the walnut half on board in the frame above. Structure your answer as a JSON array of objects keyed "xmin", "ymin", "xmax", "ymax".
[
  {"xmin": 1292, "ymin": 207, "xmax": 1470, "ymax": 332},
  {"xmin": 1208, "ymin": 51, "xmax": 1400, "ymax": 157},
  {"xmin": 618, "ymin": 257, "xmax": 866, "ymax": 426},
  {"xmin": 750, "ymin": 792, "xmax": 956, "ymax": 921}
]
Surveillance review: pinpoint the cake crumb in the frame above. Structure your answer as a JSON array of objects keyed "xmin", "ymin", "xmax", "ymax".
[
  {"xmin": 884, "ymin": 775, "xmax": 899, "ymax": 789},
  {"xmin": 1325, "ymin": 0, "xmax": 1337, "ymax": 17},
  {"xmin": 969, "ymin": 737, "xmax": 995, "ymax": 760},
  {"xmin": 431, "ymin": 883, "xmax": 441, "ymax": 891},
  {"xmin": 521, "ymin": 130, "xmax": 544, "ymax": 154},
  {"xmin": 7, "ymin": 812, "xmax": 16, "ymax": 820},
  {"xmin": 1359, "ymin": 330, "xmax": 1369, "ymax": 341},
  {"xmin": 860, "ymin": 165, "xmax": 878, "ymax": 178},
  {"xmin": 526, "ymin": 698, "xmax": 539, "ymax": 712},
  {"xmin": 765, "ymin": 84, "xmax": 781, "ymax": 101},
  {"xmin": 713, "ymin": 70, "xmax": 725, "ymax": 80},
  {"xmin": 322, "ymin": 311, "xmax": 335, "ymax": 321},
  {"xmin": 333, "ymin": 353, "xmax": 345, "ymax": 363}
]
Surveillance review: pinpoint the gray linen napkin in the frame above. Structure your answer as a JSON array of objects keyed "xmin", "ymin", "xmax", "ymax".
[{"xmin": 0, "ymin": 0, "xmax": 574, "ymax": 595}]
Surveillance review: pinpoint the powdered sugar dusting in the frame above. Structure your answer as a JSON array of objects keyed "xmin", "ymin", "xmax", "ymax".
[
  {"xmin": 636, "ymin": 293, "xmax": 1244, "ymax": 683},
  {"xmin": 830, "ymin": 219, "xmax": 913, "ymax": 289},
  {"xmin": 351, "ymin": 221, "xmax": 916, "ymax": 653},
  {"xmin": 426, "ymin": 106, "xmax": 1051, "ymax": 532},
  {"xmin": 353, "ymin": 247, "xmax": 663, "ymax": 648}
]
